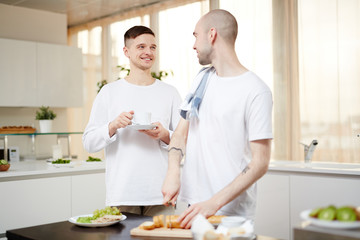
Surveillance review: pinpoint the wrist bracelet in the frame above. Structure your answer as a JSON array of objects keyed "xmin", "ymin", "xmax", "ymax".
[{"xmin": 168, "ymin": 147, "xmax": 184, "ymax": 158}]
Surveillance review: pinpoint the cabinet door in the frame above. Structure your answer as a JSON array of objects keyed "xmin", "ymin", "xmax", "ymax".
[
  {"xmin": 255, "ymin": 173, "xmax": 290, "ymax": 240},
  {"xmin": 36, "ymin": 43, "xmax": 83, "ymax": 107},
  {"xmin": 0, "ymin": 38, "xmax": 37, "ymax": 106},
  {"xmin": 0, "ymin": 176, "xmax": 71, "ymax": 235},
  {"xmin": 290, "ymin": 175, "xmax": 360, "ymax": 235},
  {"xmin": 71, "ymin": 173, "xmax": 106, "ymax": 216}
]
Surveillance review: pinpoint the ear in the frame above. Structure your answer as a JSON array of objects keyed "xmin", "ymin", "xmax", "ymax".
[
  {"xmin": 209, "ymin": 28, "xmax": 217, "ymax": 45},
  {"xmin": 123, "ymin": 46, "xmax": 130, "ymax": 58}
]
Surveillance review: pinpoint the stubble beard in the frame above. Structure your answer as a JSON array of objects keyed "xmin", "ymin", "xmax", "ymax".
[
  {"xmin": 197, "ymin": 46, "xmax": 212, "ymax": 66},
  {"xmin": 132, "ymin": 58, "xmax": 153, "ymax": 71},
  {"xmin": 199, "ymin": 58, "xmax": 211, "ymax": 65}
]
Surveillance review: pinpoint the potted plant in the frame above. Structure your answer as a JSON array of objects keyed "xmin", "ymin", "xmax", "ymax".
[{"xmin": 35, "ymin": 106, "xmax": 56, "ymax": 133}]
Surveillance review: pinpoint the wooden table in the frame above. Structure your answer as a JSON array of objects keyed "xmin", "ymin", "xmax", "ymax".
[{"xmin": 6, "ymin": 212, "xmax": 278, "ymax": 240}]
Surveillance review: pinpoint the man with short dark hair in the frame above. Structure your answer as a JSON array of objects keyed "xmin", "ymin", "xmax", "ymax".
[
  {"xmin": 162, "ymin": 10, "xmax": 273, "ymax": 228},
  {"xmin": 83, "ymin": 25, "xmax": 182, "ymax": 216}
]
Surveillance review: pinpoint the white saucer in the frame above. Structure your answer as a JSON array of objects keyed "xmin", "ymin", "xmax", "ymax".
[
  {"xmin": 127, "ymin": 124, "xmax": 156, "ymax": 130},
  {"xmin": 48, "ymin": 162, "xmax": 75, "ymax": 168}
]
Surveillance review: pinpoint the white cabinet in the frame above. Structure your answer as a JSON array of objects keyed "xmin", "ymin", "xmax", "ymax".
[
  {"xmin": 71, "ymin": 173, "xmax": 106, "ymax": 216},
  {"xmin": 0, "ymin": 38, "xmax": 83, "ymax": 107},
  {"xmin": 290, "ymin": 175, "xmax": 360, "ymax": 235},
  {"xmin": 255, "ymin": 171, "xmax": 360, "ymax": 240},
  {"xmin": 0, "ymin": 177, "xmax": 71, "ymax": 234},
  {"xmin": 255, "ymin": 173, "xmax": 290, "ymax": 240},
  {"xmin": 0, "ymin": 38, "xmax": 37, "ymax": 106},
  {"xmin": 0, "ymin": 173, "xmax": 105, "ymax": 235},
  {"xmin": 36, "ymin": 43, "xmax": 83, "ymax": 107}
]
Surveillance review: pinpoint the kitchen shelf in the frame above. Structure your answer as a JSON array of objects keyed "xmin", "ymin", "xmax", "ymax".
[
  {"xmin": 0, "ymin": 132, "xmax": 83, "ymax": 136},
  {"xmin": 0, "ymin": 132, "xmax": 83, "ymax": 160}
]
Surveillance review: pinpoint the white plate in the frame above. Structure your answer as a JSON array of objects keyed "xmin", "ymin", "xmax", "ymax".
[
  {"xmin": 127, "ymin": 124, "xmax": 156, "ymax": 130},
  {"xmin": 69, "ymin": 214, "xmax": 127, "ymax": 227},
  {"xmin": 300, "ymin": 209, "xmax": 360, "ymax": 229},
  {"xmin": 48, "ymin": 162, "xmax": 75, "ymax": 168},
  {"xmin": 82, "ymin": 160, "xmax": 103, "ymax": 164}
]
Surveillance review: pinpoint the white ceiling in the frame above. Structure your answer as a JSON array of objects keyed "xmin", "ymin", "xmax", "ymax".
[{"xmin": 0, "ymin": 0, "xmax": 168, "ymax": 27}]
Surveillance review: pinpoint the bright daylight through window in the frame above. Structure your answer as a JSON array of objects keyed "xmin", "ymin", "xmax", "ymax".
[
  {"xmin": 68, "ymin": 0, "xmax": 360, "ymax": 164},
  {"xmin": 298, "ymin": 0, "xmax": 360, "ymax": 163}
]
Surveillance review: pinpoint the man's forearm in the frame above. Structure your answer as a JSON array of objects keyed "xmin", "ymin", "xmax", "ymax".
[
  {"xmin": 210, "ymin": 160, "xmax": 269, "ymax": 210},
  {"xmin": 166, "ymin": 118, "xmax": 189, "ymax": 170},
  {"xmin": 210, "ymin": 139, "xmax": 271, "ymax": 211},
  {"xmin": 167, "ymin": 131, "xmax": 186, "ymax": 171},
  {"xmin": 161, "ymin": 120, "xmax": 189, "ymax": 205}
]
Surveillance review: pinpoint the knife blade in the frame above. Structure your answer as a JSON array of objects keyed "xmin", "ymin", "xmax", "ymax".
[{"xmin": 167, "ymin": 200, "xmax": 177, "ymax": 209}]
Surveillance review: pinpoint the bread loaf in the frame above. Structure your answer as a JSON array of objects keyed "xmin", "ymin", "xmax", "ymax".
[
  {"xmin": 139, "ymin": 221, "xmax": 155, "ymax": 230},
  {"xmin": 153, "ymin": 214, "xmax": 164, "ymax": 228},
  {"xmin": 203, "ymin": 230, "xmax": 228, "ymax": 240},
  {"xmin": 0, "ymin": 126, "xmax": 36, "ymax": 134},
  {"xmin": 166, "ymin": 215, "xmax": 182, "ymax": 228},
  {"xmin": 207, "ymin": 215, "xmax": 226, "ymax": 224},
  {"xmin": 140, "ymin": 214, "xmax": 227, "ymax": 230}
]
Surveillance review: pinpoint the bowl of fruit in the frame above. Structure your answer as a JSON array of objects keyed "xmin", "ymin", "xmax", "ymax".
[
  {"xmin": 0, "ymin": 159, "xmax": 10, "ymax": 171},
  {"xmin": 301, "ymin": 204, "xmax": 360, "ymax": 229}
]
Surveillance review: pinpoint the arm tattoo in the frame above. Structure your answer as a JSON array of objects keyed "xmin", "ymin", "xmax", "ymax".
[
  {"xmin": 168, "ymin": 147, "xmax": 184, "ymax": 158},
  {"xmin": 242, "ymin": 166, "xmax": 250, "ymax": 175}
]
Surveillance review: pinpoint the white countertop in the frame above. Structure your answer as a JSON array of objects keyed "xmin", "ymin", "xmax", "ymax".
[
  {"xmin": 269, "ymin": 160, "xmax": 360, "ymax": 176},
  {"xmin": 0, "ymin": 160, "xmax": 105, "ymax": 181},
  {"xmin": 2, "ymin": 160, "xmax": 359, "ymax": 182}
]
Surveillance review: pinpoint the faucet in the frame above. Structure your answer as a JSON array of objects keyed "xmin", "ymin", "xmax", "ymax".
[{"xmin": 300, "ymin": 140, "xmax": 318, "ymax": 163}]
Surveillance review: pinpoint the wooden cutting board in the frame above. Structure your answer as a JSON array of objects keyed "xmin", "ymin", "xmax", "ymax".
[{"xmin": 130, "ymin": 227, "xmax": 192, "ymax": 238}]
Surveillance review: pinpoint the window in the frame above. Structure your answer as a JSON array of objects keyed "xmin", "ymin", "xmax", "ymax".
[
  {"xmin": 158, "ymin": 1, "xmax": 208, "ymax": 98},
  {"xmin": 219, "ymin": 0, "xmax": 273, "ymax": 90},
  {"xmin": 298, "ymin": 0, "xmax": 360, "ymax": 163},
  {"xmin": 219, "ymin": 0, "xmax": 360, "ymax": 163},
  {"xmin": 77, "ymin": 27, "xmax": 102, "ymax": 103},
  {"xmin": 68, "ymin": 0, "xmax": 360, "ymax": 164},
  {"xmin": 110, "ymin": 16, "xmax": 148, "ymax": 81}
]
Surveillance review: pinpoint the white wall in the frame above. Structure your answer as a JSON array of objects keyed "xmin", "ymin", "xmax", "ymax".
[{"xmin": 0, "ymin": 3, "xmax": 66, "ymax": 44}]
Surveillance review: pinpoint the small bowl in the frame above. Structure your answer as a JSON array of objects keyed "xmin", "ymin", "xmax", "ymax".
[
  {"xmin": 0, "ymin": 164, "xmax": 10, "ymax": 171},
  {"xmin": 220, "ymin": 216, "xmax": 246, "ymax": 228}
]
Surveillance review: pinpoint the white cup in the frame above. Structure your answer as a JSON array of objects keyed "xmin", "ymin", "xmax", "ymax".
[
  {"xmin": 52, "ymin": 144, "xmax": 62, "ymax": 160},
  {"xmin": 133, "ymin": 112, "xmax": 151, "ymax": 125}
]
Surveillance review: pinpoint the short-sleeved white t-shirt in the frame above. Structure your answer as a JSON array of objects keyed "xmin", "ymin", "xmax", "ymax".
[{"xmin": 179, "ymin": 70, "xmax": 273, "ymax": 219}]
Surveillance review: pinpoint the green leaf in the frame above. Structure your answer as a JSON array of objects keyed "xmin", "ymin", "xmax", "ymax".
[{"xmin": 35, "ymin": 106, "xmax": 56, "ymax": 120}]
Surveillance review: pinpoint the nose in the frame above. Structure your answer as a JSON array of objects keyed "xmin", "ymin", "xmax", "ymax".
[{"xmin": 145, "ymin": 47, "xmax": 152, "ymax": 54}]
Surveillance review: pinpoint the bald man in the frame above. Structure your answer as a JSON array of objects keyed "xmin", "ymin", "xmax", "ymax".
[{"xmin": 162, "ymin": 9, "xmax": 273, "ymax": 228}]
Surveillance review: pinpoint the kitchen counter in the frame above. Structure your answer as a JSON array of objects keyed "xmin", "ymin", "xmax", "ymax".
[
  {"xmin": 0, "ymin": 160, "xmax": 105, "ymax": 182},
  {"xmin": 255, "ymin": 161, "xmax": 360, "ymax": 240},
  {"xmin": 268, "ymin": 160, "xmax": 360, "ymax": 176},
  {"xmin": 6, "ymin": 212, "xmax": 279, "ymax": 240},
  {"xmin": 3, "ymin": 160, "xmax": 359, "ymax": 182}
]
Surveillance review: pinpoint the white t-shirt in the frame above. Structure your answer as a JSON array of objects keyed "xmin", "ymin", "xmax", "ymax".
[
  {"xmin": 179, "ymin": 70, "xmax": 273, "ymax": 219},
  {"xmin": 83, "ymin": 79, "xmax": 182, "ymax": 206}
]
